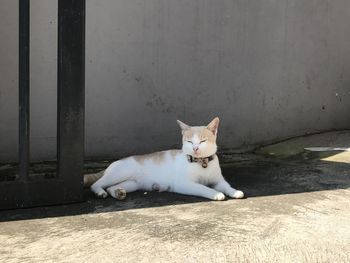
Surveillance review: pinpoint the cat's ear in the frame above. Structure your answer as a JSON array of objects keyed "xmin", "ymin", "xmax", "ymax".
[
  {"xmin": 207, "ymin": 117, "xmax": 219, "ymax": 135},
  {"xmin": 177, "ymin": 120, "xmax": 190, "ymax": 131}
]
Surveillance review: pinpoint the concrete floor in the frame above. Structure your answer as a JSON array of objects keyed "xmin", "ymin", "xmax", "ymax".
[{"xmin": 1, "ymin": 131, "xmax": 350, "ymax": 262}]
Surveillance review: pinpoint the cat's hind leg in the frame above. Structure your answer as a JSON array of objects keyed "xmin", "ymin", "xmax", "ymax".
[
  {"xmin": 106, "ymin": 180, "xmax": 139, "ymax": 200},
  {"xmin": 91, "ymin": 160, "xmax": 134, "ymax": 198}
]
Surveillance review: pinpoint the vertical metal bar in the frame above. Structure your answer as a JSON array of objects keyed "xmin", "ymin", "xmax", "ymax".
[
  {"xmin": 57, "ymin": 0, "xmax": 85, "ymax": 188},
  {"xmin": 19, "ymin": 0, "xmax": 30, "ymax": 180}
]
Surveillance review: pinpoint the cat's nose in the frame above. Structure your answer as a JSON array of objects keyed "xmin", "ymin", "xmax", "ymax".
[{"xmin": 193, "ymin": 146, "xmax": 199, "ymax": 152}]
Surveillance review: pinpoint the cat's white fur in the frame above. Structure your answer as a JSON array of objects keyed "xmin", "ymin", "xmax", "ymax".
[{"xmin": 90, "ymin": 117, "xmax": 244, "ymax": 201}]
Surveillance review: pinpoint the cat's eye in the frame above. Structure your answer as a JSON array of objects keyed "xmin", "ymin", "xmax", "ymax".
[
  {"xmin": 187, "ymin": 141, "xmax": 193, "ymax": 144},
  {"xmin": 200, "ymin": 140, "xmax": 207, "ymax": 144}
]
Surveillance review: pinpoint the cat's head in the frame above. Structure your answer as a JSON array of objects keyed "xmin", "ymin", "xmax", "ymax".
[{"xmin": 177, "ymin": 117, "xmax": 219, "ymax": 158}]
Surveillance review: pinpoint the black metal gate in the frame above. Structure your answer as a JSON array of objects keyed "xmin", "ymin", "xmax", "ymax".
[{"xmin": 0, "ymin": 0, "xmax": 85, "ymax": 209}]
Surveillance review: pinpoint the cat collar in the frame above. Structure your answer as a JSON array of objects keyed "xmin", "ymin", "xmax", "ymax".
[{"xmin": 187, "ymin": 154, "xmax": 215, "ymax": 168}]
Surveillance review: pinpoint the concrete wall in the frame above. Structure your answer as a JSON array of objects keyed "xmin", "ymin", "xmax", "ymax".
[{"xmin": 1, "ymin": 0, "xmax": 350, "ymax": 162}]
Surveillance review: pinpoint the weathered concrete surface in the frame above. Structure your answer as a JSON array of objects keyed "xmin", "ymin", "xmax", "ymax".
[
  {"xmin": 257, "ymin": 130, "xmax": 350, "ymax": 157},
  {"xmin": 1, "ymin": 131, "xmax": 350, "ymax": 262},
  {"xmin": 1, "ymin": 0, "xmax": 350, "ymax": 161}
]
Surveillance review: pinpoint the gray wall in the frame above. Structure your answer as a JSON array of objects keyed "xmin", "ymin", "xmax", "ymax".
[{"xmin": 1, "ymin": 0, "xmax": 350, "ymax": 162}]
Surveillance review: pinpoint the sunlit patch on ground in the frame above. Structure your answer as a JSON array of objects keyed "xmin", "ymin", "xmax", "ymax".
[{"xmin": 321, "ymin": 151, "xmax": 350, "ymax": 164}]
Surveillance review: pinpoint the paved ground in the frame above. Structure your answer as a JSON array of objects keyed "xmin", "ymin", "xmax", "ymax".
[{"xmin": 1, "ymin": 131, "xmax": 350, "ymax": 262}]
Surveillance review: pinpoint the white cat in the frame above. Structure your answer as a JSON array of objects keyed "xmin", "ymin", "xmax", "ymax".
[{"xmin": 87, "ymin": 117, "xmax": 244, "ymax": 201}]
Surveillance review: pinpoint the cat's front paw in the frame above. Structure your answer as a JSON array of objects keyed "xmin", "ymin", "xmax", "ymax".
[
  {"xmin": 213, "ymin": 192, "xmax": 225, "ymax": 201},
  {"xmin": 231, "ymin": 190, "xmax": 244, "ymax": 199}
]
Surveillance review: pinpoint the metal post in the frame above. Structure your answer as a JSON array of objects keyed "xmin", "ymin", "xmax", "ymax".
[
  {"xmin": 57, "ymin": 0, "xmax": 85, "ymax": 187},
  {"xmin": 19, "ymin": 0, "xmax": 30, "ymax": 181}
]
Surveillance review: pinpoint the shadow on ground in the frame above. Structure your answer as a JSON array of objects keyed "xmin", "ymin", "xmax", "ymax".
[{"xmin": 1, "ymin": 145, "xmax": 349, "ymax": 222}]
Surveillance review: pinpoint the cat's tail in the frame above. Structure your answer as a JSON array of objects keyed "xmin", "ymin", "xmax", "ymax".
[{"xmin": 83, "ymin": 170, "xmax": 105, "ymax": 187}]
